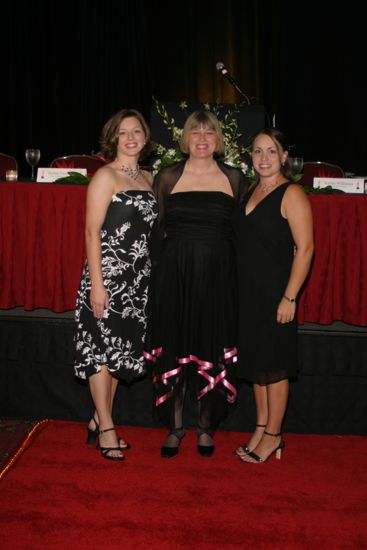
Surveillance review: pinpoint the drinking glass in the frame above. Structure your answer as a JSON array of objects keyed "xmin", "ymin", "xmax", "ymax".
[
  {"xmin": 25, "ymin": 148, "xmax": 41, "ymax": 180},
  {"xmin": 288, "ymin": 157, "xmax": 304, "ymax": 174}
]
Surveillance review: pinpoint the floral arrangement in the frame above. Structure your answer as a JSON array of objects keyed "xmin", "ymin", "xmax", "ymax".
[
  {"xmin": 152, "ymin": 98, "xmax": 256, "ymax": 180},
  {"xmin": 54, "ymin": 171, "xmax": 90, "ymax": 185}
]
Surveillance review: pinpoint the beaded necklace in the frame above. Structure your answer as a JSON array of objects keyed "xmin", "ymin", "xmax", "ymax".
[{"xmin": 121, "ymin": 164, "xmax": 140, "ymax": 180}]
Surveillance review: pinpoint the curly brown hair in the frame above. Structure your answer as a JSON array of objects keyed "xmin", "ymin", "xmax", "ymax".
[{"xmin": 99, "ymin": 109, "xmax": 153, "ymax": 161}]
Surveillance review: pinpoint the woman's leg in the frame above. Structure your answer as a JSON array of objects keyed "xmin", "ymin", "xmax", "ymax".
[
  {"xmin": 198, "ymin": 395, "xmax": 215, "ymax": 448},
  {"xmin": 89, "ymin": 366, "xmax": 123, "ymax": 459},
  {"xmin": 241, "ymin": 379, "xmax": 289, "ymax": 463},
  {"xmin": 235, "ymin": 383, "xmax": 268, "ymax": 455},
  {"xmin": 162, "ymin": 382, "xmax": 186, "ymax": 449},
  {"xmin": 88, "ymin": 376, "xmax": 118, "ymax": 429},
  {"xmin": 266, "ymin": 378, "xmax": 289, "ymax": 435}
]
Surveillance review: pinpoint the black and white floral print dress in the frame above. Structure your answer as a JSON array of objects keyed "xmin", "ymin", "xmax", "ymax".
[{"xmin": 74, "ymin": 190, "xmax": 158, "ymax": 382}]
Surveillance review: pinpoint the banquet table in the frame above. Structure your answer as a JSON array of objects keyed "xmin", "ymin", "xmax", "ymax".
[
  {"xmin": 297, "ymin": 193, "xmax": 367, "ymax": 326},
  {"xmin": 0, "ymin": 181, "xmax": 366, "ymax": 325},
  {"xmin": 0, "ymin": 181, "xmax": 87, "ymax": 313}
]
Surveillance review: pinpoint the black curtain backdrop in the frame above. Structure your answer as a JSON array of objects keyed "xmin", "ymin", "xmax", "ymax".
[
  {"xmin": 1, "ymin": 0, "xmax": 152, "ymax": 175},
  {"xmin": 1, "ymin": 1, "xmax": 366, "ymax": 176}
]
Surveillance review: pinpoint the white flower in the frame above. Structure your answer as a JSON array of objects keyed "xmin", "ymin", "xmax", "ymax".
[{"xmin": 240, "ymin": 160, "xmax": 249, "ymax": 173}]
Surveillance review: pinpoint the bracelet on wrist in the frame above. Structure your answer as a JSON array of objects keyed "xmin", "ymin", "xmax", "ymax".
[{"xmin": 283, "ymin": 294, "xmax": 296, "ymax": 304}]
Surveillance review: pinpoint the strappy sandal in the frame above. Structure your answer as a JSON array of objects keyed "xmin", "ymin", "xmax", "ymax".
[
  {"xmin": 97, "ymin": 428, "xmax": 125, "ymax": 461},
  {"xmin": 233, "ymin": 423, "xmax": 266, "ymax": 457},
  {"xmin": 86, "ymin": 416, "xmax": 99, "ymax": 445},
  {"xmin": 86, "ymin": 416, "xmax": 131, "ymax": 450},
  {"xmin": 96, "ymin": 437, "xmax": 131, "ymax": 451},
  {"xmin": 239, "ymin": 431, "xmax": 285, "ymax": 464}
]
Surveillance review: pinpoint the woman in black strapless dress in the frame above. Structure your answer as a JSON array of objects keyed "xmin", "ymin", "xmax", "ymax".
[
  {"xmin": 145, "ymin": 110, "xmax": 246, "ymax": 457},
  {"xmin": 234, "ymin": 128, "xmax": 314, "ymax": 464},
  {"xmin": 74, "ymin": 109, "xmax": 158, "ymax": 461}
]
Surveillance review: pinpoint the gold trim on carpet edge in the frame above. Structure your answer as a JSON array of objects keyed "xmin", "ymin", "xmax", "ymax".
[{"xmin": 0, "ymin": 419, "xmax": 49, "ymax": 481}]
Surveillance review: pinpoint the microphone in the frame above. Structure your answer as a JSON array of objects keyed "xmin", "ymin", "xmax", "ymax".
[{"xmin": 216, "ymin": 62, "xmax": 250, "ymax": 105}]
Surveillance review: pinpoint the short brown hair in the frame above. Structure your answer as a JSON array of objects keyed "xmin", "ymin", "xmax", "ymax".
[
  {"xmin": 180, "ymin": 110, "xmax": 225, "ymax": 155},
  {"xmin": 99, "ymin": 109, "xmax": 153, "ymax": 160}
]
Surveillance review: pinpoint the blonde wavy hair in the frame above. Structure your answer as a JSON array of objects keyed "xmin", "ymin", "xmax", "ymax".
[{"xmin": 180, "ymin": 110, "xmax": 225, "ymax": 155}]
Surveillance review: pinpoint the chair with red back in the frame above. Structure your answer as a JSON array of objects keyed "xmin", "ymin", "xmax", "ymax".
[
  {"xmin": 300, "ymin": 161, "xmax": 345, "ymax": 186},
  {"xmin": 0, "ymin": 152, "xmax": 18, "ymax": 179},
  {"xmin": 50, "ymin": 154, "xmax": 106, "ymax": 177}
]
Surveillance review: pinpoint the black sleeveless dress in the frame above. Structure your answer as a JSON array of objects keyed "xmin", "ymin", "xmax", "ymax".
[
  {"xmin": 145, "ymin": 161, "xmax": 247, "ymax": 428},
  {"xmin": 235, "ymin": 182, "xmax": 297, "ymax": 384},
  {"xmin": 74, "ymin": 190, "xmax": 158, "ymax": 382}
]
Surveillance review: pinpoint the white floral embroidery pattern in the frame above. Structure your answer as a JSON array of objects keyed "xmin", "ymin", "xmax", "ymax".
[{"xmin": 75, "ymin": 191, "xmax": 158, "ymax": 380}]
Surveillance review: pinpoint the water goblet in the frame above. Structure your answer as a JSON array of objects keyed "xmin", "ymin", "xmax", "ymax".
[
  {"xmin": 25, "ymin": 148, "xmax": 41, "ymax": 180},
  {"xmin": 288, "ymin": 157, "xmax": 304, "ymax": 175}
]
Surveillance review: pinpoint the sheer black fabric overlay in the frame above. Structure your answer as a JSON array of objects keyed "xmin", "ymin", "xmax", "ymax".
[{"xmin": 145, "ymin": 160, "xmax": 248, "ymax": 429}]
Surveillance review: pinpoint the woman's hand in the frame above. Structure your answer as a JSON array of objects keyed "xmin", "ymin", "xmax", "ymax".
[
  {"xmin": 276, "ymin": 297, "xmax": 296, "ymax": 324},
  {"xmin": 90, "ymin": 285, "xmax": 109, "ymax": 319}
]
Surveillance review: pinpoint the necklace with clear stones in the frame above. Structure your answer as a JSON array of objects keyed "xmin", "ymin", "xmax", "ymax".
[{"xmin": 121, "ymin": 164, "xmax": 140, "ymax": 180}]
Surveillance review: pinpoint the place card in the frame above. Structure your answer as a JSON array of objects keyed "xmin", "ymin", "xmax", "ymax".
[
  {"xmin": 37, "ymin": 167, "xmax": 87, "ymax": 182},
  {"xmin": 313, "ymin": 177, "xmax": 366, "ymax": 194}
]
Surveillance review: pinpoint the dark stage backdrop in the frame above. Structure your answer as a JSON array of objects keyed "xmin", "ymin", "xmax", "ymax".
[
  {"xmin": 1, "ymin": 1, "xmax": 366, "ymax": 175},
  {"xmin": 1, "ymin": 317, "xmax": 366, "ymax": 435}
]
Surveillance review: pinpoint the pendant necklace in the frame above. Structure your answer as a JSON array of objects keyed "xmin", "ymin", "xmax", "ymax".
[
  {"xmin": 121, "ymin": 164, "xmax": 140, "ymax": 180},
  {"xmin": 259, "ymin": 182, "xmax": 275, "ymax": 193},
  {"xmin": 259, "ymin": 180, "xmax": 279, "ymax": 193}
]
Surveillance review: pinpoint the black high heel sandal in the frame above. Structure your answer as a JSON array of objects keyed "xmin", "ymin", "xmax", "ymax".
[
  {"xmin": 86, "ymin": 416, "xmax": 131, "ymax": 450},
  {"xmin": 86, "ymin": 416, "xmax": 99, "ymax": 445},
  {"xmin": 197, "ymin": 427, "xmax": 215, "ymax": 457},
  {"xmin": 240, "ymin": 430, "xmax": 285, "ymax": 464},
  {"xmin": 97, "ymin": 427, "xmax": 125, "ymax": 461},
  {"xmin": 161, "ymin": 428, "xmax": 185, "ymax": 458},
  {"xmin": 233, "ymin": 423, "xmax": 266, "ymax": 456}
]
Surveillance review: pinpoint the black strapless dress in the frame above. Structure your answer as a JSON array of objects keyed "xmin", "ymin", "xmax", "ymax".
[
  {"xmin": 145, "ymin": 191, "xmax": 238, "ymax": 428},
  {"xmin": 74, "ymin": 191, "xmax": 158, "ymax": 382}
]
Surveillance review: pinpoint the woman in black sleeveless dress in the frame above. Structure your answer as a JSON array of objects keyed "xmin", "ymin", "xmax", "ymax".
[
  {"xmin": 234, "ymin": 128, "xmax": 314, "ymax": 463},
  {"xmin": 145, "ymin": 111, "xmax": 247, "ymax": 457}
]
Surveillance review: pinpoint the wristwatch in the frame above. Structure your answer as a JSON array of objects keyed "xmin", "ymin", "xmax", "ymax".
[{"xmin": 283, "ymin": 294, "xmax": 296, "ymax": 304}]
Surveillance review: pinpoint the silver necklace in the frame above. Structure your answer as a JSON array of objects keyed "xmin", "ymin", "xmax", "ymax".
[
  {"xmin": 121, "ymin": 164, "xmax": 140, "ymax": 180},
  {"xmin": 258, "ymin": 179, "xmax": 281, "ymax": 193},
  {"xmin": 259, "ymin": 182, "xmax": 276, "ymax": 193}
]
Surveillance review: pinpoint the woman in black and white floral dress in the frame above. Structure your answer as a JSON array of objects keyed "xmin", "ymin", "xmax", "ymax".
[{"xmin": 75, "ymin": 109, "xmax": 157, "ymax": 461}]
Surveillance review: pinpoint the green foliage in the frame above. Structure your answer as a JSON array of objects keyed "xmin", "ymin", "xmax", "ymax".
[
  {"xmin": 302, "ymin": 185, "xmax": 344, "ymax": 194},
  {"xmin": 54, "ymin": 172, "xmax": 90, "ymax": 185}
]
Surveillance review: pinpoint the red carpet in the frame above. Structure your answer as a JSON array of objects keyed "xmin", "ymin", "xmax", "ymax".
[{"xmin": 0, "ymin": 421, "xmax": 366, "ymax": 549}]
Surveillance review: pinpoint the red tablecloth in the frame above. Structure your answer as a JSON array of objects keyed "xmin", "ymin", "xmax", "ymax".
[
  {"xmin": 0, "ymin": 182, "xmax": 87, "ymax": 312},
  {"xmin": 297, "ymin": 194, "xmax": 367, "ymax": 326},
  {"xmin": 0, "ymin": 183, "xmax": 366, "ymax": 324}
]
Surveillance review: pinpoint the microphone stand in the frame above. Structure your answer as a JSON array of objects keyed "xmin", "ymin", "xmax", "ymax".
[
  {"xmin": 216, "ymin": 63, "xmax": 251, "ymax": 105},
  {"xmin": 225, "ymin": 76, "xmax": 251, "ymax": 105}
]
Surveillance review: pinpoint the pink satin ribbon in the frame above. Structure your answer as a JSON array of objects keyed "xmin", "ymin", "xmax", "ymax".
[
  {"xmin": 152, "ymin": 367, "xmax": 183, "ymax": 406},
  {"xmin": 193, "ymin": 348, "xmax": 238, "ymax": 403},
  {"xmin": 145, "ymin": 346, "xmax": 238, "ymax": 406},
  {"xmin": 143, "ymin": 347, "xmax": 163, "ymax": 363}
]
